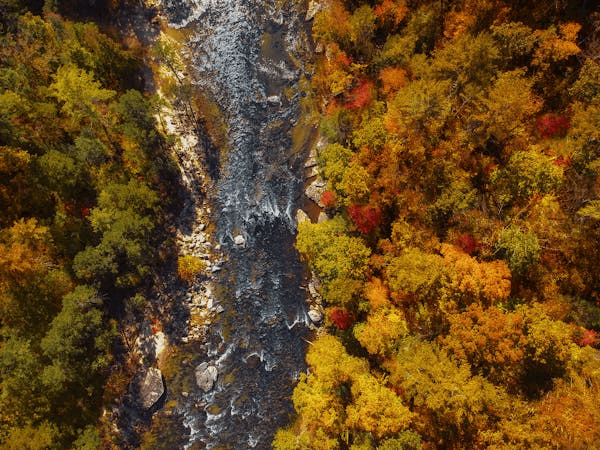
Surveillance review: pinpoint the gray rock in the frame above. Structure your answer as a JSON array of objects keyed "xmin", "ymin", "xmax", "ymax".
[
  {"xmin": 308, "ymin": 308, "xmax": 323, "ymax": 323},
  {"xmin": 305, "ymin": 179, "xmax": 326, "ymax": 206},
  {"xmin": 308, "ymin": 277, "xmax": 321, "ymax": 299},
  {"xmin": 295, "ymin": 209, "xmax": 310, "ymax": 225},
  {"xmin": 304, "ymin": 147, "xmax": 318, "ymax": 169},
  {"xmin": 306, "ymin": 0, "xmax": 324, "ymax": 20},
  {"xmin": 234, "ymin": 234, "xmax": 246, "ymax": 247},
  {"xmin": 195, "ymin": 362, "xmax": 218, "ymax": 392},
  {"xmin": 140, "ymin": 367, "xmax": 164, "ymax": 410}
]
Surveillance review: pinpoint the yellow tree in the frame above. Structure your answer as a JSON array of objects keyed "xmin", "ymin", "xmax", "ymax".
[
  {"xmin": 345, "ymin": 373, "xmax": 412, "ymax": 439},
  {"xmin": 384, "ymin": 337, "xmax": 509, "ymax": 447},
  {"xmin": 354, "ymin": 306, "xmax": 409, "ymax": 357},
  {"xmin": 473, "ymin": 69, "xmax": 542, "ymax": 146},
  {"xmin": 0, "ymin": 219, "xmax": 71, "ymax": 336},
  {"xmin": 441, "ymin": 304, "xmax": 527, "ymax": 389}
]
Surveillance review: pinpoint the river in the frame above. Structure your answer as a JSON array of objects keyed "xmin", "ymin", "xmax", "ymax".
[{"xmin": 159, "ymin": 0, "xmax": 313, "ymax": 448}]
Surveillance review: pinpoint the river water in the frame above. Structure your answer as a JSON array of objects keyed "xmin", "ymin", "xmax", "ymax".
[{"xmin": 159, "ymin": 1, "xmax": 312, "ymax": 448}]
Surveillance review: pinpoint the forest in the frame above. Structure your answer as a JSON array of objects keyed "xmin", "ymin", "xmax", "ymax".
[
  {"xmin": 4, "ymin": 0, "xmax": 600, "ymax": 448},
  {"xmin": 276, "ymin": 0, "xmax": 600, "ymax": 448},
  {"xmin": 0, "ymin": 1, "xmax": 177, "ymax": 447}
]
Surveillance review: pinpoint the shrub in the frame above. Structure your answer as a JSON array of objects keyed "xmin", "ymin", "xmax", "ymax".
[{"xmin": 177, "ymin": 255, "xmax": 205, "ymax": 283}]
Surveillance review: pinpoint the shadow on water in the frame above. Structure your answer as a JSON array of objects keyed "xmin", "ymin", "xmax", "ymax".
[{"xmin": 195, "ymin": 117, "xmax": 221, "ymax": 180}]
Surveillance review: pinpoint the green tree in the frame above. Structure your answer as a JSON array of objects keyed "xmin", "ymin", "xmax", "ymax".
[
  {"xmin": 113, "ymin": 89, "xmax": 158, "ymax": 149},
  {"xmin": 49, "ymin": 64, "xmax": 115, "ymax": 131},
  {"xmin": 73, "ymin": 179, "xmax": 159, "ymax": 286},
  {"xmin": 490, "ymin": 149, "xmax": 563, "ymax": 209},
  {"xmin": 495, "ymin": 225, "xmax": 541, "ymax": 275},
  {"xmin": 41, "ymin": 286, "xmax": 113, "ymax": 392},
  {"xmin": 0, "ymin": 338, "xmax": 48, "ymax": 437},
  {"xmin": 296, "ymin": 217, "xmax": 370, "ymax": 307}
]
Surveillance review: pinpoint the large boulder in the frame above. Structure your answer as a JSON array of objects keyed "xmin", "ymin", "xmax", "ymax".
[
  {"xmin": 305, "ymin": 178, "xmax": 326, "ymax": 206},
  {"xmin": 140, "ymin": 367, "xmax": 165, "ymax": 410},
  {"xmin": 195, "ymin": 362, "xmax": 218, "ymax": 392}
]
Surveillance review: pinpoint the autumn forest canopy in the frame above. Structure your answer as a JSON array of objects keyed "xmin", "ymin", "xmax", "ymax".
[
  {"xmin": 0, "ymin": 1, "xmax": 178, "ymax": 447},
  {"xmin": 3, "ymin": 0, "xmax": 600, "ymax": 448},
  {"xmin": 276, "ymin": 0, "xmax": 600, "ymax": 448}
]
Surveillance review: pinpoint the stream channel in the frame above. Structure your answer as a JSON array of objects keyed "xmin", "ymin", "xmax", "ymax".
[{"xmin": 159, "ymin": 0, "xmax": 314, "ymax": 448}]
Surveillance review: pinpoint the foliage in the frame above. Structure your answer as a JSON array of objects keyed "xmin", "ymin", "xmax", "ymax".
[
  {"xmin": 0, "ymin": 10, "xmax": 169, "ymax": 448},
  {"xmin": 177, "ymin": 254, "xmax": 206, "ymax": 283},
  {"xmin": 537, "ymin": 113, "xmax": 570, "ymax": 139},
  {"xmin": 282, "ymin": 0, "xmax": 600, "ymax": 447},
  {"xmin": 495, "ymin": 225, "xmax": 541, "ymax": 275},
  {"xmin": 296, "ymin": 217, "xmax": 370, "ymax": 308},
  {"xmin": 348, "ymin": 204, "xmax": 381, "ymax": 234},
  {"xmin": 273, "ymin": 335, "xmax": 413, "ymax": 449}
]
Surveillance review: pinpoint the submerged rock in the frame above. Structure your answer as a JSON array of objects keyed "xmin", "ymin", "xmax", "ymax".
[
  {"xmin": 140, "ymin": 367, "xmax": 165, "ymax": 410},
  {"xmin": 195, "ymin": 362, "xmax": 218, "ymax": 392},
  {"xmin": 234, "ymin": 234, "xmax": 246, "ymax": 247}
]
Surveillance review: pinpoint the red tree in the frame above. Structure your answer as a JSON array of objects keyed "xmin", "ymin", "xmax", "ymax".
[
  {"xmin": 330, "ymin": 307, "xmax": 355, "ymax": 330},
  {"xmin": 321, "ymin": 191, "xmax": 337, "ymax": 210},
  {"xmin": 344, "ymin": 79, "xmax": 372, "ymax": 110},
  {"xmin": 578, "ymin": 329, "xmax": 598, "ymax": 347},
  {"xmin": 537, "ymin": 113, "xmax": 570, "ymax": 139},
  {"xmin": 458, "ymin": 234, "xmax": 481, "ymax": 255},
  {"xmin": 349, "ymin": 204, "xmax": 381, "ymax": 234}
]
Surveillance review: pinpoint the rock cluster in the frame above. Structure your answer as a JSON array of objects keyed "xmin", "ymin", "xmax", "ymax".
[
  {"xmin": 306, "ymin": 272, "xmax": 324, "ymax": 328},
  {"xmin": 195, "ymin": 362, "xmax": 218, "ymax": 392}
]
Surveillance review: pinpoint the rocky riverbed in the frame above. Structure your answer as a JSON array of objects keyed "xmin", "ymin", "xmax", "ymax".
[{"xmin": 104, "ymin": 1, "xmax": 331, "ymax": 448}]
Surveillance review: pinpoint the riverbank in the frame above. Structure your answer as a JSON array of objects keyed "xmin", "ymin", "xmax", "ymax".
[{"xmin": 98, "ymin": 1, "xmax": 333, "ymax": 447}]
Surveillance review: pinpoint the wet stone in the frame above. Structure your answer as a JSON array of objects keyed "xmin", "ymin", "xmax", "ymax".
[
  {"xmin": 234, "ymin": 234, "xmax": 246, "ymax": 247},
  {"xmin": 195, "ymin": 362, "xmax": 218, "ymax": 393},
  {"xmin": 245, "ymin": 354, "xmax": 261, "ymax": 369}
]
